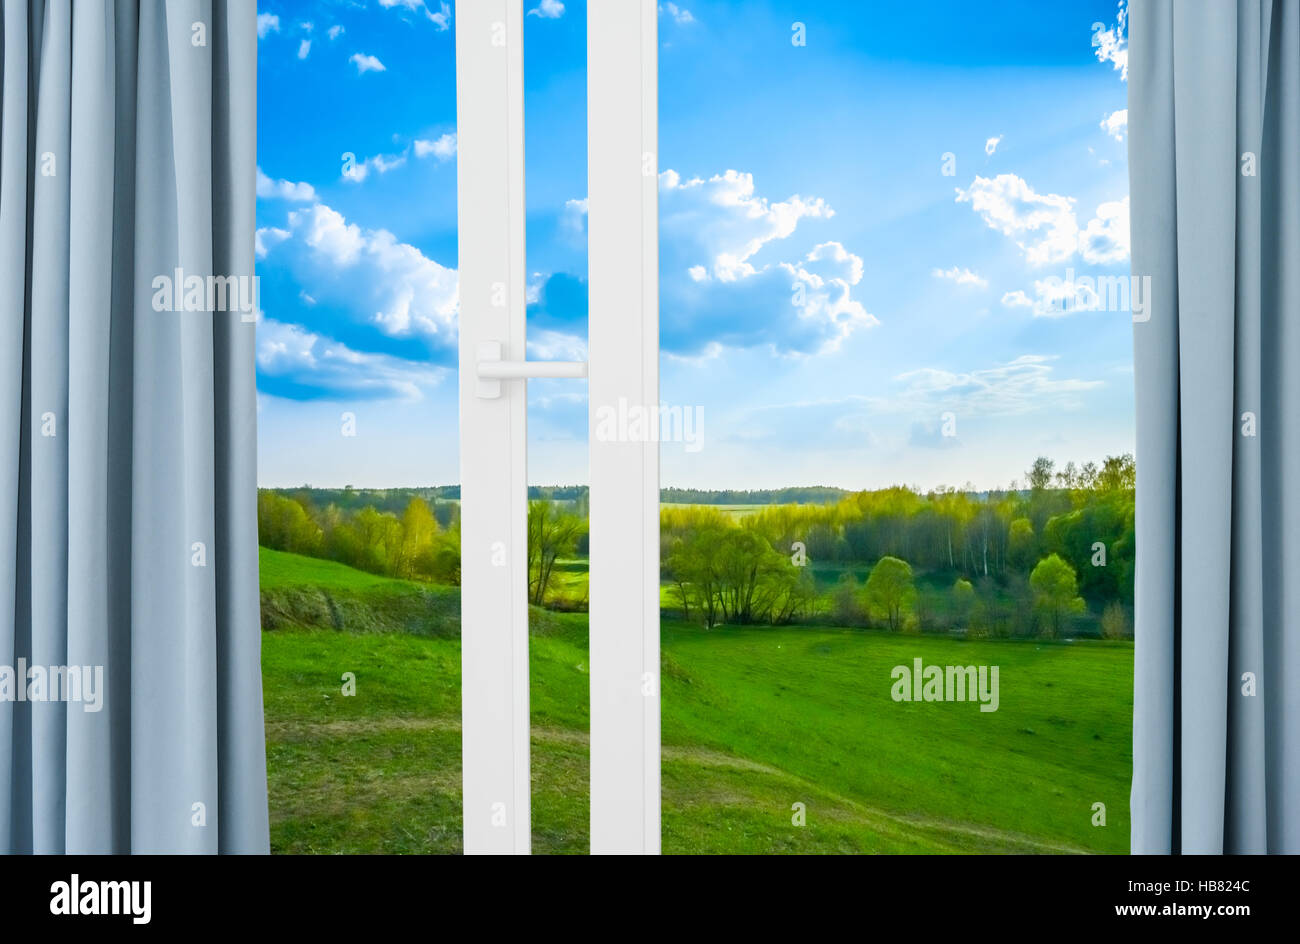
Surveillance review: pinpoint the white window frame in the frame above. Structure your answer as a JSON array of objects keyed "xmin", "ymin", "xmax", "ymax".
[{"xmin": 455, "ymin": 0, "xmax": 660, "ymax": 856}]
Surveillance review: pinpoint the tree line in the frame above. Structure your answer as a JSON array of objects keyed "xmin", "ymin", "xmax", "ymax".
[
  {"xmin": 659, "ymin": 454, "xmax": 1132, "ymax": 636},
  {"xmin": 727, "ymin": 453, "xmax": 1135, "ymax": 603},
  {"xmin": 258, "ymin": 453, "xmax": 1135, "ymax": 638},
  {"xmin": 258, "ymin": 491, "xmax": 462, "ymax": 585}
]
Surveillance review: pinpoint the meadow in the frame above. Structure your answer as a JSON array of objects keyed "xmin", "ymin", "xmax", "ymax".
[{"xmin": 260, "ymin": 546, "xmax": 1133, "ymax": 854}]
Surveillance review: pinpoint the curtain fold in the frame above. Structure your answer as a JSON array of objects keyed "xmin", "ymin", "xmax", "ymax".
[
  {"xmin": 0, "ymin": 0, "xmax": 268, "ymax": 854},
  {"xmin": 1129, "ymin": 0, "xmax": 1299, "ymax": 854}
]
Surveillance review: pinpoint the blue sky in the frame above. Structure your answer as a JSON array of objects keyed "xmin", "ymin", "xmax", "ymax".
[{"xmin": 254, "ymin": 0, "xmax": 1133, "ymax": 491}]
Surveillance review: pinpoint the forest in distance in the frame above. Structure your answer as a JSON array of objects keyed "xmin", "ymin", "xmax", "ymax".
[{"xmin": 258, "ymin": 453, "xmax": 1136, "ymax": 640}]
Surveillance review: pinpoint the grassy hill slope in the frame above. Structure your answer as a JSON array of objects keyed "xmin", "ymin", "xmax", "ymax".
[{"xmin": 260, "ymin": 548, "xmax": 1131, "ymax": 854}]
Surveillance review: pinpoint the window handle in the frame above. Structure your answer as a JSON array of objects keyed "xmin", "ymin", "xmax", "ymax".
[{"xmin": 475, "ymin": 340, "xmax": 587, "ymax": 398}]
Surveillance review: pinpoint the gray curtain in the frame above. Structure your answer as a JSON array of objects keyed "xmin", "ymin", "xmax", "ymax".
[
  {"xmin": 0, "ymin": 1, "xmax": 267, "ymax": 853},
  {"xmin": 1129, "ymin": 0, "xmax": 1298, "ymax": 854}
]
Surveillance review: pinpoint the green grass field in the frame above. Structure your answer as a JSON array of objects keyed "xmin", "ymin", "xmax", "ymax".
[{"xmin": 260, "ymin": 546, "xmax": 1133, "ymax": 854}]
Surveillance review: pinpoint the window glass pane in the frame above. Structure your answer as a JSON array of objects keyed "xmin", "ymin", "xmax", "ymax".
[
  {"xmin": 659, "ymin": 0, "xmax": 1134, "ymax": 854},
  {"xmin": 524, "ymin": 1, "xmax": 592, "ymax": 855},
  {"xmin": 255, "ymin": 2, "xmax": 463, "ymax": 852}
]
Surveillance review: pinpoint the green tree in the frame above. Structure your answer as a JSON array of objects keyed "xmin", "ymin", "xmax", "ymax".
[
  {"xmin": 951, "ymin": 577, "xmax": 975, "ymax": 626},
  {"xmin": 1055, "ymin": 460, "xmax": 1079, "ymax": 489},
  {"xmin": 666, "ymin": 527, "xmax": 727, "ymax": 628},
  {"xmin": 863, "ymin": 556, "xmax": 915, "ymax": 632},
  {"xmin": 665, "ymin": 523, "xmax": 810, "ymax": 627},
  {"xmin": 527, "ymin": 500, "xmax": 586, "ymax": 606},
  {"xmin": 764, "ymin": 566, "xmax": 817, "ymax": 625},
  {"xmin": 714, "ymin": 529, "xmax": 781, "ymax": 623},
  {"xmin": 257, "ymin": 492, "xmax": 323, "ymax": 555},
  {"xmin": 932, "ymin": 487, "xmax": 972, "ymax": 572},
  {"xmin": 1096, "ymin": 453, "xmax": 1136, "ymax": 492},
  {"xmin": 349, "ymin": 506, "xmax": 403, "ymax": 575},
  {"xmin": 831, "ymin": 573, "xmax": 864, "ymax": 626},
  {"xmin": 414, "ymin": 529, "xmax": 461, "ymax": 586},
  {"xmin": 1100, "ymin": 601, "xmax": 1129, "ymax": 639},
  {"xmin": 1029, "ymin": 553, "xmax": 1085, "ymax": 637},
  {"xmin": 1026, "ymin": 456, "xmax": 1055, "ymax": 491},
  {"xmin": 397, "ymin": 498, "xmax": 439, "ymax": 578},
  {"xmin": 1007, "ymin": 516, "xmax": 1036, "ymax": 571}
]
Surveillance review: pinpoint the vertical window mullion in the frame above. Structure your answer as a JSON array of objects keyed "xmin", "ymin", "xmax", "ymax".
[
  {"xmin": 455, "ymin": 0, "xmax": 531, "ymax": 856},
  {"xmin": 588, "ymin": 0, "xmax": 661, "ymax": 856}
]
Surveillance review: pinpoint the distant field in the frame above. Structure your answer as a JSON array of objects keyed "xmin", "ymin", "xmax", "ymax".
[
  {"xmin": 260, "ymin": 548, "xmax": 1132, "ymax": 854},
  {"xmin": 660, "ymin": 501, "xmax": 776, "ymax": 518}
]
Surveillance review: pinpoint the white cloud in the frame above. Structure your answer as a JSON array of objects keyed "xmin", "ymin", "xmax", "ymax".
[
  {"xmin": 350, "ymin": 53, "xmax": 386, "ymax": 74},
  {"xmin": 328, "ymin": 25, "xmax": 344, "ymax": 40},
  {"xmin": 932, "ymin": 266, "xmax": 988, "ymax": 288},
  {"xmin": 413, "ymin": 133, "xmax": 457, "ymax": 161},
  {"xmin": 297, "ymin": 39, "xmax": 312, "ymax": 60},
  {"xmin": 658, "ymin": 169, "xmax": 875, "ymax": 355},
  {"xmin": 1093, "ymin": 2, "xmax": 1129, "ymax": 80},
  {"xmin": 1029, "ymin": 274, "xmax": 1102, "ymax": 318},
  {"xmin": 428, "ymin": 2, "xmax": 451, "ymax": 30},
  {"xmin": 256, "ymin": 317, "xmax": 443, "ymax": 402},
  {"xmin": 261, "ymin": 202, "xmax": 459, "ymax": 344},
  {"xmin": 345, "ymin": 134, "xmax": 458, "ymax": 183},
  {"xmin": 343, "ymin": 150, "xmax": 408, "ymax": 183},
  {"xmin": 379, "ymin": 0, "xmax": 428, "ymax": 13},
  {"xmin": 1010, "ymin": 255, "xmax": 1141, "ymax": 317},
  {"xmin": 300, "ymin": 21, "xmax": 314, "ymax": 33},
  {"xmin": 661, "ymin": 3, "xmax": 695, "ymax": 24},
  {"xmin": 291, "ymin": 205, "xmax": 364, "ymax": 265},
  {"xmin": 525, "ymin": 273, "xmax": 545, "ymax": 305},
  {"xmin": 257, "ymin": 168, "xmax": 317, "ymax": 202},
  {"xmin": 805, "ymin": 241, "xmax": 865, "ymax": 284},
  {"xmin": 958, "ymin": 174, "xmax": 1130, "ymax": 267},
  {"xmin": 257, "ymin": 13, "xmax": 280, "ymax": 38},
  {"xmin": 661, "ymin": 168, "xmax": 834, "ymax": 280},
  {"xmin": 255, "ymin": 226, "xmax": 290, "ymax": 258},
  {"xmin": 1079, "ymin": 196, "xmax": 1130, "ymax": 264},
  {"xmin": 985, "ymin": 135, "xmax": 1003, "ymax": 156},
  {"xmin": 561, "ymin": 197, "xmax": 588, "ymax": 235},
  {"xmin": 528, "ymin": 0, "xmax": 565, "ymax": 18},
  {"xmin": 956, "ymin": 174, "xmax": 1079, "ymax": 265},
  {"xmin": 755, "ymin": 355, "xmax": 1104, "ymax": 440},
  {"xmin": 889, "ymin": 355, "xmax": 1102, "ymax": 415},
  {"xmin": 368, "ymin": 153, "xmax": 407, "ymax": 174},
  {"xmin": 1100, "ymin": 108, "xmax": 1128, "ymax": 141},
  {"xmin": 526, "ymin": 329, "xmax": 587, "ymax": 363}
]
